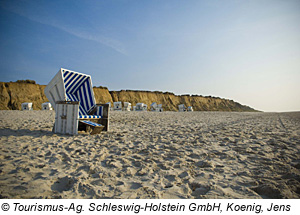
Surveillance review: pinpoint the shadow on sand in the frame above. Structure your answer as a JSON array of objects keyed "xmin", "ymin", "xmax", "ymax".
[{"xmin": 0, "ymin": 128, "xmax": 69, "ymax": 137}]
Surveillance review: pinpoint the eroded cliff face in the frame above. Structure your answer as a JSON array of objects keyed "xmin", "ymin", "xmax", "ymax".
[
  {"xmin": 93, "ymin": 87, "xmax": 113, "ymax": 105},
  {"xmin": 0, "ymin": 82, "xmax": 47, "ymax": 110},
  {"xmin": 0, "ymin": 82, "xmax": 256, "ymax": 111}
]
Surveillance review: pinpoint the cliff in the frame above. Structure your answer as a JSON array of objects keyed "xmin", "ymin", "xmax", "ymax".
[
  {"xmin": 0, "ymin": 82, "xmax": 47, "ymax": 110},
  {"xmin": 0, "ymin": 82, "xmax": 257, "ymax": 111}
]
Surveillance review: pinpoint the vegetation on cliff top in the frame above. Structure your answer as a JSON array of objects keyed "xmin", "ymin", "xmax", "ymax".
[{"xmin": 15, "ymin": 80, "xmax": 36, "ymax": 84}]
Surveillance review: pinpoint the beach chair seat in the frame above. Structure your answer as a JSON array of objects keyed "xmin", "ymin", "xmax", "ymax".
[
  {"xmin": 79, "ymin": 120, "xmax": 104, "ymax": 135},
  {"xmin": 45, "ymin": 68, "xmax": 109, "ymax": 135}
]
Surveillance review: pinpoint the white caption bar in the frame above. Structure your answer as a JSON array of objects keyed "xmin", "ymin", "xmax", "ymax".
[{"xmin": 0, "ymin": 199, "xmax": 299, "ymax": 215}]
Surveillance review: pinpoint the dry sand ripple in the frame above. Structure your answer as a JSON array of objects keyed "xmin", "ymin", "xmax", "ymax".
[{"xmin": 0, "ymin": 110, "xmax": 299, "ymax": 199}]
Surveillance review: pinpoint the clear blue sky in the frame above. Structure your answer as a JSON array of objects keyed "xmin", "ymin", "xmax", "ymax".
[{"xmin": 1, "ymin": 0, "xmax": 299, "ymax": 112}]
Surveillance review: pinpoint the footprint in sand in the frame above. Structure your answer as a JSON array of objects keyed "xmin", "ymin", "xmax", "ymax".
[
  {"xmin": 130, "ymin": 182, "xmax": 143, "ymax": 189},
  {"xmin": 51, "ymin": 176, "xmax": 74, "ymax": 192}
]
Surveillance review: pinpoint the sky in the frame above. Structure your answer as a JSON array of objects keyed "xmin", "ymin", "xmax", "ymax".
[{"xmin": 0, "ymin": 0, "xmax": 299, "ymax": 112}]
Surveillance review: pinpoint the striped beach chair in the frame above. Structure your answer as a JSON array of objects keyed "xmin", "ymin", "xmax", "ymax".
[{"xmin": 44, "ymin": 68, "xmax": 109, "ymax": 135}]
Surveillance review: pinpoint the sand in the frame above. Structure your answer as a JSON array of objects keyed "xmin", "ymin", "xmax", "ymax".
[{"xmin": 0, "ymin": 110, "xmax": 299, "ymax": 199}]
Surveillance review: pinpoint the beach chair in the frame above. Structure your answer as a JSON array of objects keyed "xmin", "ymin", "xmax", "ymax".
[
  {"xmin": 151, "ymin": 102, "xmax": 163, "ymax": 112},
  {"xmin": 187, "ymin": 106, "xmax": 193, "ymax": 112},
  {"xmin": 178, "ymin": 104, "xmax": 186, "ymax": 112},
  {"xmin": 136, "ymin": 103, "xmax": 147, "ymax": 111},
  {"xmin": 150, "ymin": 102, "xmax": 157, "ymax": 111},
  {"xmin": 21, "ymin": 102, "xmax": 33, "ymax": 110},
  {"xmin": 123, "ymin": 102, "xmax": 131, "ymax": 111},
  {"xmin": 44, "ymin": 68, "xmax": 109, "ymax": 135},
  {"xmin": 42, "ymin": 102, "xmax": 53, "ymax": 110},
  {"xmin": 157, "ymin": 104, "xmax": 163, "ymax": 112},
  {"xmin": 113, "ymin": 102, "xmax": 122, "ymax": 111}
]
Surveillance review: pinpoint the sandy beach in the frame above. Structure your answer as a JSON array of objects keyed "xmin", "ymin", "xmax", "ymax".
[{"xmin": 0, "ymin": 110, "xmax": 299, "ymax": 199}]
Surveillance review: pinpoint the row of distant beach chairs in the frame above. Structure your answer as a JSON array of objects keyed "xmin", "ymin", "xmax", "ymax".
[
  {"xmin": 21, "ymin": 102, "xmax": 53, "ymax": 111},
  {"xmin": 109, "ymin": 102, "xmax": 162, "ymax": 112},
  {"xmin": 21, "ymin": 102, "xmax": 193, "ymax": 112},
  {"xmin": 109, "ymin": 102, "xmax": 193, "ymax": 112}
]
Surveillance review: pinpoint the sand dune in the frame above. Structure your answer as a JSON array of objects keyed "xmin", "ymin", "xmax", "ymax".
[{"xmin": 0, "ymin": 111, "xmax": 299, "ymax": 198}]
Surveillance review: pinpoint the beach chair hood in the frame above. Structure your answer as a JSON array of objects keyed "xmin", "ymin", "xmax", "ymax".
[{"xmin": 44, "ymin": 68, "xmax": 96, "ymax": 114}]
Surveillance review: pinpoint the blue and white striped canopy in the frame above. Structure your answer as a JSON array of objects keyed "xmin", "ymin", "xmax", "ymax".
[{"xmin": 62, "ymin": 69, "xmax": 96, "ymax": 115}]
